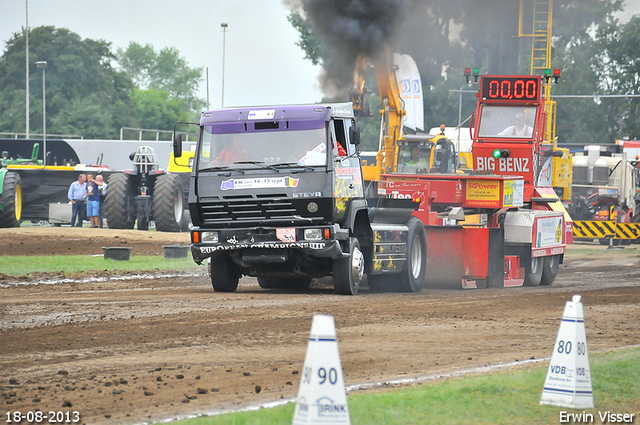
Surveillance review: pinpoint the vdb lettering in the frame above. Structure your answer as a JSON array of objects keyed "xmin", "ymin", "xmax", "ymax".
[{"xmin": 550, "ymin": 365, "xmax": 566, "ymax": 375}]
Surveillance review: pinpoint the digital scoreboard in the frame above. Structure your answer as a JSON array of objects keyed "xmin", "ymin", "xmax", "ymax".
[{"xmin": 480, "ymin": 76, "xmax": 541, "ymax": 103}]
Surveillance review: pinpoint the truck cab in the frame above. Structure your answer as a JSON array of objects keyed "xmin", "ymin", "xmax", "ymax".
[{"xmin": 177, "ymin": 103, "xmax": 427, "ymax": 295}]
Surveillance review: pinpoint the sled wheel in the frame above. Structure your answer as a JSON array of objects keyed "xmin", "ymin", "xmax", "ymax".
[
  {"xmin": 541, "ymin": 255, "xmax": 560, "ymax": 286},
  {"xmin": 524, "ymin": 256, "xmax": 543, "ymax": 287}
]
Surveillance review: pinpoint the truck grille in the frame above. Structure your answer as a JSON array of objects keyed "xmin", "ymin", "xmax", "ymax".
[{"xmin": 198, "ymin": 194, "xmax": 327, "ymax": 227}]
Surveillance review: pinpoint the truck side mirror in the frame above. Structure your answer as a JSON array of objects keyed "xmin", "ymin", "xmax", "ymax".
[
  {"xmin": 173, "ymin": 133, "xmax": 183, "ymax": 158},
  {"xmin": 349, "ymin": 126, "xmax": 361, "ymax": 147}
]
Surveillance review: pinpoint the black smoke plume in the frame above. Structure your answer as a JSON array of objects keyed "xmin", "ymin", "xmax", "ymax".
[{"xmin": 285, "ymin": 0, "xmax": 413, "ymax": 97}]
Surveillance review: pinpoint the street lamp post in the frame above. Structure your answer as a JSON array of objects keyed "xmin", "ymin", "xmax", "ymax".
[
  {"xmin": 221, "ymin": 23, "xmax": 228, "ymax": 108},
  {"xmin": 36, "ymin": 60, "xmax": 47, "ymax": 169}
]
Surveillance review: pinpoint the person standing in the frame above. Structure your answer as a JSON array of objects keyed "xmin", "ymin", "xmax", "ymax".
[
  {"xmin": 85, "ymin": 174, "xmax": 103, "ymax": 228},
  {"xmin": 96, "ymin": 175, "xmax": 108, "ymax": 228},
  {"xmin": 68, "ymin": 174, "xmax": 87, "ymax": 227}
]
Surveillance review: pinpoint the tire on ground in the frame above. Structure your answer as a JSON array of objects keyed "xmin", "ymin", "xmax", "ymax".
[
  {"xmin": 333, "ymin": 237, "xmax": 364, "ymax": 295},
  {"xmin": 0, "ymin": 171, "xmax": 22, "ymax": 228},
  {"xmin": 398, "ymin": 217, "xmax": 427, "ymax": 292},
  {"xmin": 541, "ymin": 254, "xmax": 560, "ymax": 286},
  {"xmin": 153, "ymin": 174, "xmax": 184, "ymax": 232},
  {"xmin": 104, "ymin": 173, "xmax": 135, "ymax": 229},
  {"xmin": 210, "ymin": 251, "xmax": 241, "ymax": 292},
  {"xmin": 524, "ymin": 256, "xmax": 543, "ymax": 286}
]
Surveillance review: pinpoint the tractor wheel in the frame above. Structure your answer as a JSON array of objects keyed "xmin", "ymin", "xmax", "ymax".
[
  {"xmin": 104, "ymin": 173, "xmax": 134, "ymax": 229},
  {"xmin": 257, "ymin": 277, "xmax": 312, "ymax": 290},
  {"xmin": 524, "ymin": 256, "xmax": 543, "ymax": 286},
  {"xmin": 541, "ymin": 255, "xmax": 561, "ymax": 286},
  {"xmin": 333, "ymin": 237, "xmax": 364, "ymax": 295},
  {"xmin": 153, "ymin": 174, "xmax": 184, "ymax": 232},
  {"xmin": 0, "ymin": 171, "xmax": 22, "ymax": 228},
  {"xmin": 209, "ymin": 252, "xmax": 240, "ymax": 292},
  {"xmin": 398, "ymin": 217, "xmax": 427, "ymax": 292}
]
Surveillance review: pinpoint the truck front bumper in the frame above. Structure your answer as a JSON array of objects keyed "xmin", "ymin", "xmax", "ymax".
[{"xmin": 190, "ymin": 226, "xmax": 344, "ymax": 265}]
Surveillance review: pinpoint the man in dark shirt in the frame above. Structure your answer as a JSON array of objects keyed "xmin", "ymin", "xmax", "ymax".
[{"xmin": 85, "ymin": 174, "xmax": 101, "ymax": 228}]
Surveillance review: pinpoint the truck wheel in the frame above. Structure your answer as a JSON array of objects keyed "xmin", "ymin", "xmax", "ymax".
[
  {"xmin": 333, "ymin": 237, "xmax": 364, "ymax": 295},
  {"xmin": 257, "ymin": 277, "xmax": 312, "ymax": 290},
  {"xmin": 153, "ymin": 173, "xmax": 184, "ymax": 232},
  {"xmin": 0, "ymin": 171, "xmax": 22, "ymax": 228},
  {"xmin": 541, "ymin": 255, "xmax": 560, "ymax": 286},
  {"xmin": 105, "ymin": 173, "xmax": 135, "ymax": 229},
  {"xmin": 210, "ymin": 252, "xmax": 240, "ymax": 292},
  {"xmin": 524, "ymin": 256, "xmax": 543, "ymax": 286},
  {"xmin": 398, "ymin": 217, "xmax": 427, "ymax": 292}
]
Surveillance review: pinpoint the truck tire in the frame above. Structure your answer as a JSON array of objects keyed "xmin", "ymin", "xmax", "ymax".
[
  {"xmin": 524, "ymin": 256, "xmax": 543, "ymax": 286},
  {"xmin": 398, "ymin": 217, "xmax": 427, "ymax": 292},
  {"xmin": 105, "ymin": 173, "xmax": 135, "ymax": 229},
  {"xmin": 541, "ymin": 255, "xmax": 560, "ymax": 286},
  {"xmin": 0, "ymin": 171, "xmax": 22, "ymax": 228},
  {"xmin": 257, "ymin": 277, "xmax": 312, "ymax": 290},
  {"xmin": 333, "ymin": 237, "xmax": 364, "ymax": 295},
  {"xmin": 153, "ymin": 174, "xmax": 184, "ymax": 232},
  {"xmin": 210, "ymin": 251, "xmax": 240, "ymax": 292}
]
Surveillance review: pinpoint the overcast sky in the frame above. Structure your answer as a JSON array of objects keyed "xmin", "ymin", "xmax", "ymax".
[
  {"xmin": 1, "ymin": 0, "xmax": 639, "ymax": 111},
  {"xmin": 0, "ymin": 0, "xmax": 324, "ymax": 109}
]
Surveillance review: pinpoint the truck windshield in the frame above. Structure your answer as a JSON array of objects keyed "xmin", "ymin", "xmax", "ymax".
[
  {"xmin": 198, "ymin": 126, "xmax": 328, "ymax": 170},
  {"xmin": 477, "ymin": 105, "xmax": 537, "ymax": 139}
]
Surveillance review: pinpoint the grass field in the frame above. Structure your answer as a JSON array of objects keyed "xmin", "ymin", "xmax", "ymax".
[
  {"xmin": 0, "ymin": 254, "xmax": 199, "ymax": 276},
  {"xmin": 172, "ymin": 347, "xmax": 640, "ymax": 425}
]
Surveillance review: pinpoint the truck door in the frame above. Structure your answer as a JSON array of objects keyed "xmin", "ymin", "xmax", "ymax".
[{"xmin": 332, "ymin": 119, "xmax": 363, "ymax": 220}]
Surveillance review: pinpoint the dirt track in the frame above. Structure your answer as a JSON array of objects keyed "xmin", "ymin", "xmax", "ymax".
[{"xmin": 0, "ymin": 227, "xmax": 639, "ymax": 424}]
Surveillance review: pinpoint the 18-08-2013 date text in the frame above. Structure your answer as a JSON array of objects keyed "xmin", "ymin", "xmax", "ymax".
[{"xmin": 5, "ymin": 411, "xmax": 80, "ymax": 423}]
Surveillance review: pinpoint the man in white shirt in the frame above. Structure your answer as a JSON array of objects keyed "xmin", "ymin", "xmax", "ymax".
[{"xmin": 497, "ymin": 113, "xmax": 533, "ymax": 137}]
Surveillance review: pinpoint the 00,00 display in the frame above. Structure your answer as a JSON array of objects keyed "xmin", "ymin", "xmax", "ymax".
[{"xmin": 481, "ymin": 77, "xmax": 540, "ymax": 102}]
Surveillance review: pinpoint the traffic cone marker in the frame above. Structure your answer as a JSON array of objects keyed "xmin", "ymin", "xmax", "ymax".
[
  {"xmin": 540, "ymin": 294, "xmax": 594, "ymax": 408},
  {"xmin": 292, "ymin": 314, "xmax": 351, "ymax": 425}
]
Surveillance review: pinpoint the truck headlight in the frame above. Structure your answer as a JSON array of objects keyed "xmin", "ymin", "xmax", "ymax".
[
  {"xmin": 201, "ymin": 231, "xmax": 219, "ymax": 242},
  {"xmin": 304, "ymin": 228, "xmax": 323, "ymax": 240}
]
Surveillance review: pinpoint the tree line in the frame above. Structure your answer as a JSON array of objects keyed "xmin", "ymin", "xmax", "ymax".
[
  {"xmin": 2, "ymin": 1, "xmax": 639, "ymax": 148},
  {"xmin": 0, "ymin": 26, "xmax": 203, "ymax": 140}
]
